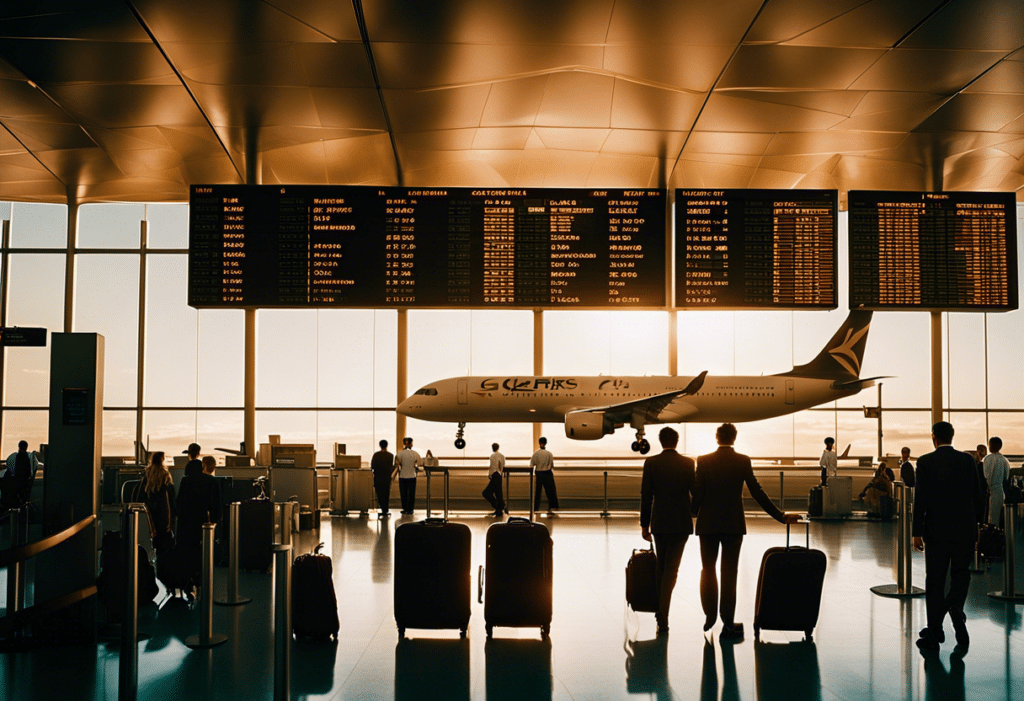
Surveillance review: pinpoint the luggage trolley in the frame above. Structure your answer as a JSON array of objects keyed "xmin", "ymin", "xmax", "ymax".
[{"xmin": 502, "ymin": 465, "xmax": 536, "ymax": 520}]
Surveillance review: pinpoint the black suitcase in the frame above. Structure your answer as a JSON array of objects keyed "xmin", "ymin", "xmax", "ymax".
[
  {"xmin": 625, "ymin": 543, "xmax": 658, "ymax": 613},
  {"xmin": 395, "ymin": 637, "xmax": 471, "ymax": 701},
  {"xmin": 808, "ymin": 487, "xmax": 823, "ymax": 518},
  {"xmin": 238, "ymin": 497, "xmax": 275, "ymax": 572},
  {"xmin": 753, "ymin": 522, "xmax": 826, "ymax": 641},
  {"xmin": 481, "ymin": 517, "xmax": 553, "ymax": 638},
  {"xmin": 97, "ymin": 530, "xmax": 159, "ymax": 620},
  {"xmin": 978, "ymin": 524, "xmax": 1005, "ymax": 560},
  {"xmin": 292, "ymin": 543, "xmax": 340, "ymax": 640},
  {"xmin": 394, "ymin": 518, "xmax": 472, "ymax": 637},
  {"xmin": 877, "ymin": 494, "xmax": 895, "ymax": 520}
]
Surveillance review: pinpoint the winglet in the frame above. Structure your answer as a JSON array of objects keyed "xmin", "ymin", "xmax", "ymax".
[{"xmin": 683, "ymin": 370, "xmax": 707, "ymax": 396}]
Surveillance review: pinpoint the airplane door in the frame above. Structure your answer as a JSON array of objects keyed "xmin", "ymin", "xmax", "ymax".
[
  {"xmin": 785, "ymin": 380, "xmax": 794, "ymax": 405},
  {"xmin": 457, "ymin": 379, "xmax": 468, "ymax": 405}
]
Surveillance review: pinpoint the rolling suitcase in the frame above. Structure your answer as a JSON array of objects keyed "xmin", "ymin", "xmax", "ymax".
[
  {"xmin": 238, "ymin": 497, "xmax": 275, "ymax": 572},
  {"xmin": 808, "ymin": 486, "xmax": 823, "ymax": 518},
  {"xmin": 480, "ymin": 516, "xmax": 553, "ymax": 638},
  {"xmin": 625, "ymin": 542, "xmax": 658, "ymax": 613},
  {"xmin": 753, "ymin": 521, "xmax": 826, "ymax": 641},
  {"xmin": 978, "ymin": 524, "xmax": 1005, "ymax": 560},
  {"xmin": 394, "ymin": 517, "xmax": 472, "ymax": 637},
  {"xmin": 292, "ymin": 543, "xmax": 340, "ymax": 640}
]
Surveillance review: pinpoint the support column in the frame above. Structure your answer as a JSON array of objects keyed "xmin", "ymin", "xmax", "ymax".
[
  {"xmin": 136, "ymin": 220, "xmax": 148, "ymax": 461},
  {"xmin": 65, "ymin": 188, "xmax": 79, "ymax": 332},
  {"xmin": 930, "ymin": 312, "xmax": 942, "ymax": 425},
  {"xmin": 244, "ymin": 308, "xmax": 256, "ymax": 457},
  {"xmin": 533, "ymin": 310, "xmax": 543, "ymax": 447},
  {"xmin": 668, "ymin": 311, "xmax": 677, "ymax": 376},
  {"xmin": 0, "ymin": 219, "xmax": 10, "ymax": 443},
  {"xmin": 396, "ymin": 309, "xmax": 407, "ymax": 446}
]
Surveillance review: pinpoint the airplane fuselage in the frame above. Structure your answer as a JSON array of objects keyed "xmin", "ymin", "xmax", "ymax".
[{"xmin": 398, "ymin": 373, "xmax": 859, "ymax": 426}]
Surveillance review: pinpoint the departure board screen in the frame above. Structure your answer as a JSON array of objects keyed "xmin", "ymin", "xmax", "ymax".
[
  {"xmin": 674, "ymin": 189, "xmax": 838, "ymax": 309},
  {"xmin": 189, "ymin": 186, "xmax": 665, "ymax": 308},
  {"xmin": 848, "ymin": 191, "xmax": 1018, "ymax": 311}
]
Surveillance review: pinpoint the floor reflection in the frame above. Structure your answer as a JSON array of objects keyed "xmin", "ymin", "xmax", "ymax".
[
  {"xmin": 920, "ymin": 648, "xmax": 966, "ymax": 701},
  {"xmin": 753, "ymin": 640, "xmax": 821, "ymax": 701},
  {"xmin": 394, "ymin": 637, "xmax": 470, "ymax": 701},
  {"xmin": 485, "ymin": 637, "xmax": 552, "ymax": 701},
  {"xmin": 623, "ymin": 635, "xmax": 670, "ymax": 700}
]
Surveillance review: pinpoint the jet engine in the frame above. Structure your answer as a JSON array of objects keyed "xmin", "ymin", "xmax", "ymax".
[{"xmin": 564, "ymin": 411, "xmax": 614, "ymax": 440}]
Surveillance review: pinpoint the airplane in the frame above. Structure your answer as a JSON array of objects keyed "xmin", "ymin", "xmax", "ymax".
[{"xmin": 399, "ymin": 310, "xmax": 879, "ymax": 454}]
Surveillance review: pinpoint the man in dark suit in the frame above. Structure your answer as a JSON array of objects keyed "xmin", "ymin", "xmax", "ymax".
[
  {"xmin": 692, "ymin": 423, "xmax": 800, "ymax": 639},
  {"xmin": 640, "ymin": 427, "xmax": 694, "ymax": 636},
  {"xmin": 912, "ymin": 421, "xmax": 984, "ymax": 651},
  {"xmin": 370, "ymin": 439, "xmax": 395, "ymax": 517}
]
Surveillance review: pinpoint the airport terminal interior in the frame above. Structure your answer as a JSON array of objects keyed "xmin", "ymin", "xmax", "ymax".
[{"xmin": 2, "ymin": 1, "xmax": 1024, "ymax": 699}]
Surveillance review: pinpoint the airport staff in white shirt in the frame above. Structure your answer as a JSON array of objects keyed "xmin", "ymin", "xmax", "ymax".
[
  {"xmin": 531, "ymin": 437, "xmax": 559, "ymax": 513},
  {"xmin": 819, "ymin": 437, "xmax": 837, "ymax": 486},
  {"xmin": 395, "ymin": 437, "xmax": 422, "ymax": 515},
  {"xmin": 983, "ymin": 436, "xmax": 1010, "ymax": 527},
  {"xmin": 483, "ymin": 443, "xmax": 506, "ymax": 517}
]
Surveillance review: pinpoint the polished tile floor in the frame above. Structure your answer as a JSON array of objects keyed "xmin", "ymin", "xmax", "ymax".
[{"xmin": 2, "ymin": 511, "xmax": 1023, "ymax": 701}]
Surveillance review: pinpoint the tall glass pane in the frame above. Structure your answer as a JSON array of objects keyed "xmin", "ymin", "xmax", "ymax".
[
  {"xmin": 10, "ymin": 202, "xmax": 67, "ymax": 248},
  {"xmin": 317, "ymin": 410, "xmax": 395, "ymax": 464},
  {"xmin": 143, "ymin": 410, "xmax": 197, "ymax": 456},
  {"xmin": 258, "ymin": 310, "xmax": 317, "ymax": 407},
  {"xmin": 103, "ymin": 410, "xmax": 137, "ymax": 458},
  {"xmin": 678, "ymin": 311, "xmax": 735, "ymax": 375},
  {"xmin": 144, "ymin": 255, "xmax": 198, "ymax": 406},
  {"xmin": 74, "ymin": 254, "xmax": 140, "ymax": 407},
  {"xmin": 79, "ymin": 203, "xmax": 143, "ymax": 249},
  {"xmin": 197, "ymin": 309, "xmax": 244, "ymax": 408},
  {"xmin": 1, "ymin": 409, "xmax": 47, "ymax": 457},
  {"xmin": 407, "ymin": 310, "xmax": 472, "ymax": 391},
  {"xmin": 4, "ymin": 254, "xmax": 65, "ymax": 406},
  {"xmin": 146, "ymin": 203, "xmax": 189, "ymax": 249},
  {"xmin": 945, "ymin": 313, "xmax": 986, "ymax": 409},
  {"xmin": 0, "ymin": 201, "xmax": 11, "ymax": 226},
  {"xmin": 318, "ymin": 310, "xmax": 379, "ymax": 408},
  {"xmin": 196, "ymin": 410, "xmax": 244, "ymax": 457}
]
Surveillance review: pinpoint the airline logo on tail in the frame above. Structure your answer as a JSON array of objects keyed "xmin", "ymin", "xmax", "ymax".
[{"xmin": 828, "ymin": 322, "xmax": 870, "ymax": 376}]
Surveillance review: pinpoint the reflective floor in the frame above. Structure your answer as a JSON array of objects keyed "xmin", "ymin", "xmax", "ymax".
[{"xmin": 2, "ymin": 511, "xmax": 1023, "ymax": 700}]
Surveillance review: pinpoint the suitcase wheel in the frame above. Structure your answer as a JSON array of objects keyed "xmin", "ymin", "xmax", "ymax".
[
  {"xmin": 805, "ymin": 630, "xmax": 813, "ymax": 642},
  {"xmin": 398, "ymin": 627, "xmax": 405, "ymax": 638},
  {"xmin": 459, "ymin": 629, "xmax": 467, "ymax": 639},
  {"xmin": 754, "ymin": 626, "xmax": 760, "ymax": 641},
  {"xmin": 541, "ymin": 624, "xmax": 550, "ymax": 639},
  {"xmin": 485, "ymin": 624, "xmax": 493, "ymax": 639}
]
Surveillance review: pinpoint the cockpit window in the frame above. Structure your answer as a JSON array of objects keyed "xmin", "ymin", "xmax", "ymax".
[{"xmin": 415, "ymin": 388, "xmax": 438, "ymax": 396}]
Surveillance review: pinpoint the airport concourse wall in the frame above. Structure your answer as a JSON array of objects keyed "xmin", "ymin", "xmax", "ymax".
[{"xmin": 1, "ymin": 202, "xmax": 1023, "ymax": 467}]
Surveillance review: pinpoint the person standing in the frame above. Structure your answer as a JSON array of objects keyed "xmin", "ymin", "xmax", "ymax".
[
  {"xmin": 183, "ymin": 442, "xmax": 203, "ymax": 477},
  {"xmin": 818, "ymin": 437, "xmax": 836, "ymax": 486},
  {"xmin": 639, "ymin": 427, "xmax": 695, "ymax": 636},
  {"xmin": 3, "ymin": 440, "xmax": 39, "ymax": 507},
  {"xmin": 913, "ymin": 421, "xmax": 984, "ymax": 651},
  {"xmin": 692, "ymin": 423, "xmax": 800, "ymax": 639},
  {"xmin": 531, "ymin": 436, "xmax": 559, "ymax": 513},
  {"xmin": 138, "ymin": 451, "xmax": 176, "ymax": 553},
  {"xmin": 900, "ymin": 447, "xmax": 916, "ymax": 489},
  {"xmin": 982, "ymin": 437, "xmax": 1010, "ymax": 528},
  {"xmin": 394, "ymin": 437, "xmax": 421, "ymax": 515},
  {"xmin": 370, "ymin": 439, "xmax": 395, "ymax": 517},
  {"xmin": 483, "ymin": 443, "xmax": 506, "ymax": 517}
]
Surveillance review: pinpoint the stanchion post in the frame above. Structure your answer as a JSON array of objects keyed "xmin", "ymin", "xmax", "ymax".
[
  {"xmin": 989, "ymin": 503, "xmax": 1024, "ymax": 602},
  {"xmin": 529, "ymin": 467, "xmax": 535, "ymax": 521},
  {"xmin": 601, "ymin": 471, "xmax": 609, "ymax": 518},
  {"xmin": 444, "ymin": 469, "xmax": 449, "ymax": 519},
  {"xmin": 186, "ymin": 523, "xmax": 228, "ymax": 648},
  {"xmin": 119, "ymin": 504, "xmax": 144, "ymax": 701},
  {"xmin": 216, "ymin": 502, "xmax": 251, "ymax": 606},
  {"xmin": 275, "ymin": 502, "xmax": 293, "ymax": 546},
  {"xmin": 779, "ymin": 471, "xmax": 785, "ymax": 510},
  {"xmin": 425, "ymin": 469, "xmax": 432, "ymax": 518},
  {"xmin": 871, "ymin": 482, "xmax": 923, "ymax": 598},
  {"xmin": 6, "ymin": 505, "xmax": 27, "ymax": 617},
  {"xmin": 273, "ymin": 544, "xmax": 293, "ymax": 701}
]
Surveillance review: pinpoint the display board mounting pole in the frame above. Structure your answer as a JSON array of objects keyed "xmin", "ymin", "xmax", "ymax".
[{"xmin": 930, "ymin": 312, "xmax": 942, "ymax": 425}]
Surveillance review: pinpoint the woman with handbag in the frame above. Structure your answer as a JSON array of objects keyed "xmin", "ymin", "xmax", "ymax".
[{"xmin": 139, "ymin": 451, "xmax": 176, "ymax": 553}]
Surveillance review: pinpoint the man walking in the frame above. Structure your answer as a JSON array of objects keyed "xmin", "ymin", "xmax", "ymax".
[
  {"xmin": 640, "ymin": 427, "xmax": 694, "ymax": 636},
  {"xmin": 394, "ymin": 437, "xmax": 421, "ymax": 515},
  {"xmin": 483, "ymin": 442, "xmax": 506, "ymax": 517},
  {"xmin": 370, "ymin": 439, "xmax": 395, "ymax": 517},
  {"xmin": 913, "ymin": 421, "xmax": 985, "ymax": 651},
  {"xmin": 531, "ymin": 436, "xmax": 559, "ymax": 513}
]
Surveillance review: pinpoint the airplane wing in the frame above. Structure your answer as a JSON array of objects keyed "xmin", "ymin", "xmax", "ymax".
[{"xmin": 567, "ymin": 371, "xmax": 707, "ymax": 425}]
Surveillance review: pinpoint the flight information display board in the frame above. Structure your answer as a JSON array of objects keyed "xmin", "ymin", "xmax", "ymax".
[
  {"xmin": 674, "ymin": 189, "xmax": 837, "ymax": 309},
  {"xmin": 189, "ymin": 185, "xmax": 666, "ymax": 308},
  {"xmin": 848, "ymin": 191, "xmax": 1018, "ymax": 311}
]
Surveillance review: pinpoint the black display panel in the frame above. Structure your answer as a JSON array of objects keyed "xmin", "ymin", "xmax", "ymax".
[
  {"xmin": 674, "ymin": 189, "xmax": 837, "ymax": 309},
  {"xmin": 849, "ymin": 191, "xmax": 1018, "ymax": 311},
  {"xmin": 189, "ymin": 186, "xmax": 666, "ymax": 308}
]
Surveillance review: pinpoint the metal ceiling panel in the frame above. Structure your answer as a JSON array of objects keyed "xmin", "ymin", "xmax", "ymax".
[
  {"xmin": 0, "ymin": 39, "xmax": 176, "ymax": 84},
  {"xmin": 914, "ymin": 93, "xmax": 1024, "ymax": 133},
  {"xmin": 964, "ymin": 60, "xmax": 1024, "ymax": 94},
  {"xmin": 606, "ymin": 0, "xmax": 762, "ymax": 46},
  {"xmin": 849, "ymin": 49, "xmax": 1003, "ymax": 94},
  {"xmin": 535, "ymin": 73, "xmax": 615, "ymax": 128},
  {"xmin": 696, "ymin": 93, "xmax": 849, "ymax": 133},
  {"xmin": 760, "ymin": 0, "xmax": 943, "ymax": 48},
  {"xmin": 718, "ymin": 45, "xmax": 886, "ymax": 90},
  {"xmin": 601, "ymin": 44, "xmax": 734, "ymax": 93},
  {"xmin": 902, "ymin": 0, "xmax": 1024, "ymax": 52},
  {"xmin": 609, "ymin": 81, "xmax": 704, "ymax": 131},
  {"xmin": 0, "ymin": 3, "xmax": 151, "ymax": 42}
]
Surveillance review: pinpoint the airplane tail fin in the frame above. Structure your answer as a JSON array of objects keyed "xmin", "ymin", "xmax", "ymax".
[{"xmin": 782, "ymin": 310, "xmax": 873, "ymax": 380}]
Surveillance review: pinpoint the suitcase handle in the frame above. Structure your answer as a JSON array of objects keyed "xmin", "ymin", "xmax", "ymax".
[
  {"xmin": 507, "ymin": 516, "xmax": 532, "ymax": 526},
  {"xmin": 423, "ymin": 517, "xmax": 446, "ymax": 527},
  {"xmin": 477, "ymin": 565, "xmax": 484, "ymax": 604},
  {"xmin": 786, "ymin": 519, "xmax": 811, "ymax": 548},
  {"xmin": 314, "ymin": 542, "xmax": 325, "ymax": 555}
]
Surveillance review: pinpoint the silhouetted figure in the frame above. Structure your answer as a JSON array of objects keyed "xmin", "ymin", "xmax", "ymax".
[
  {"xmin": 913, "ymin": 421, "xmax": 984, "ymax": 651},
  {"xmin": 2, "ymin": 439, "xmax": 38, "ymax": 508},
  {"xmin": 639, "ymin": 427, "xmax": 694, "ymax": 636},
  {"xmin": 982, "ymin": 436, "xmax": 1009, "ymax": 528},
  {"xmin": 692, "ymin": 423, "xmax": 800, "ymax": 639},
  {"xmin": 371, "ymin": 439, "xmax": 395, "ymax": 517},
  {"xmin": 859, "ymin": 462, "xmax": 893, "ymax": 515},
  {"xmin": 395, "ymin": 437, "xmax": 421, "ymax": 514},
  {"xmin": 483, "ymin": 443, "xmax": 505, "ymax": 517},
  {"xmin": 138, "ymin": 451, "xmax": 176, "ymax": 553},
  {"xmin": 818, "ymin": 437, "xmax": 836, "ymax": 486},
  {"xmin": 183, "ymin": 442, "xmax": 202, "ymax": 477},
  {"xmin": 176, "ymin": 451, "xmax": 222, "ymax": 550},
  {"xmin": 531, "ymin": 437, "xmax": 558, "ymax": 512},
  {"xmin": 900, "ymin": 446, "xmax": 916, "ymax": 489}
]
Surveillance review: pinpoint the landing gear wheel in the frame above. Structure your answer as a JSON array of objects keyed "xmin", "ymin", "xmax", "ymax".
[
  {"xmin": 454, "ymin": 438, "xmax": 466, "ymax": 450},
  {"xmin": 639, "ymin": 440, "xmax": 651, "ymax": 455},
  {"xmin": 454, "ymin": 422, "xmax": 467, "ymax": 450},
  {"xmin": 631, "ymin": 441, "xmax": 641, "ymax": 452}
]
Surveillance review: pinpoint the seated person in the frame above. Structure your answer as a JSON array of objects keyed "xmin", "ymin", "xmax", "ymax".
[{"xmin": 859, "ymin": 463, "xmax": 893, "ymax": 514}]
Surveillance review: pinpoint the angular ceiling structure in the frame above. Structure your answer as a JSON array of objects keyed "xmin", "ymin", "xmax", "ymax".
[{"xmin": 0, "ymin": 0, "xmax": 1022, "ymax": 205}]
